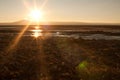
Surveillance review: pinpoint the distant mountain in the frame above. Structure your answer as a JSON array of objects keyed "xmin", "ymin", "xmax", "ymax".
[
  {"xmin": 0, "ymin": 20, "xmax": 92, "ymax": 25},
  {"xmin": 0, "ymin": 20, "xmax": 35, "ymax": 25},
  {"xmin": 14, "ymin": 21, "xmax": 90, "ymax": 25},
  {"xmin": 12, "ymin": 20, "xmax": 29, "ymax": 25},
  {"xmin": 0, "ymin": 20, "xmax": 120, "ymax": 25}
]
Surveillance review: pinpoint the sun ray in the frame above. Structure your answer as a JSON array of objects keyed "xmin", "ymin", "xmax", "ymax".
[
  {"xmin": 22, "ymin": 0, "xmax": 49, "ymax": 25},
  {"xmin": 23, "ymin": 0, "xmax": 32, "ymax": 11},
  {"xmin": 33, "ymin": 0, "xmax": 37, "ymax": 9},
  {"xmin": 39, "ymin": 0, "xmax": 48, "ymax": 10},
  {"xmin": 6, "ymin": 23, "xmax": 31, "ymax": 52},
  {"xmin": 23, "ymin": 0, "xmax": 48, "ymax": 12}
]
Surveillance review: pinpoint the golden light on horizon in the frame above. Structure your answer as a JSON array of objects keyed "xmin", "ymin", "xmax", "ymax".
[{"xmin": 28, "ymin": 9, "xmax": 43, "ymax": 22}]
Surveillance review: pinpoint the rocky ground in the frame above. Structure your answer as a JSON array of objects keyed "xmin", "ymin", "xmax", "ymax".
[{"xmin": 0, "ymin": 34, "xmax": 120, "ymax": 80}]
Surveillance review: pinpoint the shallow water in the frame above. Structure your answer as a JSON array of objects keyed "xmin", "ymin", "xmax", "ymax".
[{"xmin": 0, "ymin": 26, "xmax": 120, "ymax": 40}]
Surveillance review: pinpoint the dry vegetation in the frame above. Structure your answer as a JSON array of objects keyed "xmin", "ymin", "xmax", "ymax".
[{"xmin": 0, "ymin": 32, "xmax": 120, "ymax": 80}]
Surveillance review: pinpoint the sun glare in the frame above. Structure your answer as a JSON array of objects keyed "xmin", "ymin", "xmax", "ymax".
[
  {"xmin": 33, "ymin": 32, "xmax": 40, "ymax": 38},
  {"xmin": 31, "ymin": 29, "xmax": 43, "ymax": 38},
  {"xmin": 29, "ymin": 9, "xmax": 43, "ymax": 22}
]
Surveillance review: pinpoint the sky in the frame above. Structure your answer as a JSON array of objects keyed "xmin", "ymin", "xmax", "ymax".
[{"xmin": 0, "ymin": 0, "xmax": 120, "ymax": 23}]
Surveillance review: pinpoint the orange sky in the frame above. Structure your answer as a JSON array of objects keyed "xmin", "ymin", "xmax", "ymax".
[{"xmin": 0, "ymin": 0, "xmax": 120, "ymax": 23}]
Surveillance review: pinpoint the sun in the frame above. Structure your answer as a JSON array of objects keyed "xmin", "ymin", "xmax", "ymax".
[{"xmin": 29, "ymin": 9, "xmax": 43, "ymax": 22}]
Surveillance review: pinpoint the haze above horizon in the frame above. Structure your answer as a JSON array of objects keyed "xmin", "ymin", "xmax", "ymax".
[{"xmin": 0, "ymin": 0, "xmax": 120, "ymax": 24}]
